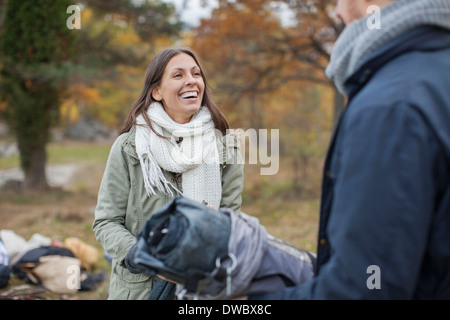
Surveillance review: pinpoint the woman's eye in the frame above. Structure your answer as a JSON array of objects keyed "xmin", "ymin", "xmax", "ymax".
[
  {"xmin": 193, "ymin": 72, "xmax": 201, "ymax": 77},
  {"xmin": 174, "ymin": 73, "xmax": 182, "ymax": 78}
]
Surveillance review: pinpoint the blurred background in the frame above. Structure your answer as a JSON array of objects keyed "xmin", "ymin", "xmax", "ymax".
[{"xmin": 0, "ymin": 0, "xmax": 344, "ymax": 299}]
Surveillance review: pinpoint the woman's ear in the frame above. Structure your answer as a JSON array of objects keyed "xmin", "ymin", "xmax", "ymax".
[{"xmin": 152, "ymin": 87, "xmax": 162, "ymax": 101}]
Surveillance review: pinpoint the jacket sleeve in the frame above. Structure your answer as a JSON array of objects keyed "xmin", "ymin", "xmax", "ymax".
[
  {"xmin": 92, "ymin": 135, "xmax": 136, "ymax": 264},
  {"xmin": 251, "ymin": 102, "xmax": 438, "ymax": 299},
  {"xmin": 220, "ymin": 133, "xmax": 244, "ymax": 212}
]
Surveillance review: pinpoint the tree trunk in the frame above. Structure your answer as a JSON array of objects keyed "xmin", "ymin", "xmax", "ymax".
[{"xmin": 20, "ymin": 141, "xmax": 49, "ymax": 190}]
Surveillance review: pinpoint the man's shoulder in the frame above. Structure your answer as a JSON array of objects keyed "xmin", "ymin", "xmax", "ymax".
[{"xmin": 352, "ymin": 44, "xmax": 450, "ymax": 112}]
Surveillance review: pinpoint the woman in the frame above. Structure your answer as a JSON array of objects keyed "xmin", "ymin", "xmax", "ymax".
[{"xmin": 93, "ymin": 47, "xmax": 244, "ymax": 300}]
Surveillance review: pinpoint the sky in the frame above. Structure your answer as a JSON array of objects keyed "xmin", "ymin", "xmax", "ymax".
[
  {"xmin": 164, "ymin": 0, "xmax": 219, "ymax": 27},
  {"xmin": 163, "ymin": 0, "xmax": 296, "ymax": 28}
]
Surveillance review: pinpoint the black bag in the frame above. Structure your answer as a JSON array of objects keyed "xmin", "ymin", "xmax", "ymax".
[
  {"xmin": 134, "ymin": 196, "xmax": 316, "ymax": 300},
  {"xmin": 0, "ymin": 264, "xmax": 12, "ymax": 289}
]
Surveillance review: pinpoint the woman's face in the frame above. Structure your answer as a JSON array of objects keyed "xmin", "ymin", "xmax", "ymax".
[{"xmin": 152, "ymin": 53, "xmax": 205, "ymax": 124}]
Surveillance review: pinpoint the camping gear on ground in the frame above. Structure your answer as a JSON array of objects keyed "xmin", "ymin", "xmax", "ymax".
[
  {"xmin": 63, "ymin": 237, "xmax": 100, "ymax": 271},
  {"xmin": 134, "ymin": 196, "xmax": 316, "ymax": 300},
  {"xmin": 12, "ymin": 245, "xmax": 75, "ymax": 280},
  {"xmin": 0, "ymin": 230, "xmax": 52, "ymax": 266},
  {"xmin": 0, "ymin": 240, "xmax": 11, "ymax": 289},
  {"xmin": 17, "ymin": 251, "xmax": 106, "ymax": 294},
  {"xmin": 0, "ymin": 265, "xmax": 11, "ymax": 289},
  {"xmin": 20, "ymin": 255, "xmax": 81, "ymax": 294},
  {"xmin": 1, "ymin": 235, "xmax": 106, "ymax": 295}
]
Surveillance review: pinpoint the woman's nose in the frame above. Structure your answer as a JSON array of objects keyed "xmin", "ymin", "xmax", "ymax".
[{"xmin": 185, "ymin": 74, "xmax": 196, "ymax": 85}]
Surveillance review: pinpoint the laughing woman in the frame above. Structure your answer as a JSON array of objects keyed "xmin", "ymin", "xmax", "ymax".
[{"xmin": 93, "ymin": 47, "xmax": 244, "ymax": 300}]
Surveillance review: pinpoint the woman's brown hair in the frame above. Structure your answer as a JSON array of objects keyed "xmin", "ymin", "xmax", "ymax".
[{"xmin": 119, "ymin": 47, "xmax": 229, "ymax": 136}]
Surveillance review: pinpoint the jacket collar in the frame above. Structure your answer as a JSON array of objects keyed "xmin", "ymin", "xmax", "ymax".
[
  {"xmin": 122, "ymin": 125, "xmax": 138, "ymax": 160},
  {"xmin": 345, "ymin": 26, "xmax": 450, "ymax": 101}
]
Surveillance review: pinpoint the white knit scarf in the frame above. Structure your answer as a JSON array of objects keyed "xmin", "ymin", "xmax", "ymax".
[
  {"xmin": 135, "ymin": 102, "xmax": 222, "ymax": 209},
  {"xmin": 326, "ymin": 0, "xmax": 450, "ymax": 95}
]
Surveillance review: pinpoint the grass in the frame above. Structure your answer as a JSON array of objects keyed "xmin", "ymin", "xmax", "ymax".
[
  {"xmin": 0, "ymin": 139, "xmax": 322, "ymax": 300},
  {"xmin": 0, "ymin": 140, "xmax": 111, "ymax": 170},
  {"xmin": 0, "ymin": 154, "xmax": 19, "ymax": 169}
]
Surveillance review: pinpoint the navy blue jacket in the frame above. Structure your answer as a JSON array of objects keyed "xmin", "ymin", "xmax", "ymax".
[{"xmin": 251, "ymin": 26, "xmax": 450, "ymax": 299}]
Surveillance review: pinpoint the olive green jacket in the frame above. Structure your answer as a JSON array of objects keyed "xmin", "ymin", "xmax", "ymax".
[{"xmin": 93, "ymin": 126, "xmax": 244, "ymax": 300}]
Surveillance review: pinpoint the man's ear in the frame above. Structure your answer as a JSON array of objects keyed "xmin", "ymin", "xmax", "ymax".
[{"xmin": 152, "ymin": 87, "xmax": 162, "ymax": 101}]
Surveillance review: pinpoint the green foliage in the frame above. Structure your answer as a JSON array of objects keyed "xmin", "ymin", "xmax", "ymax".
[
  {"xmin": 0, "ymin": 0, "xmax": 76, "ymax": 185},
  {"xmin": 1, "ymin": 0, "xmax": 76, "ymax": 64}
]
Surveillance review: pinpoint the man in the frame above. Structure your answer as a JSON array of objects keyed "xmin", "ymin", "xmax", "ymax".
[{"xmin": 250, "ymin": 0, "xmax": 450, "ymax": 299}]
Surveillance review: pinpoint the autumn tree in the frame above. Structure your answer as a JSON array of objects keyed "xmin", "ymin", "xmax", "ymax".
[
  {"xmin": 189, "ymin": 0, "xmax": 338, "ymax": 193},
  {"xmin": 0, "ymin": 0, "xmax": 77, "ymax": 190},
  {"xmin": 193, "ymin": 0, "xmax": 291, "ymax": 129},
  {"xmin": 275, "ymin": 0, "xmax": 345, "ymax": 125},
  {"xmin": 192, "ymin": 0, "xmax": 344, "ymax": 128}
]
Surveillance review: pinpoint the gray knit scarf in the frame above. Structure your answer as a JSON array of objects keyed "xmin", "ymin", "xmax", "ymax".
[{"xmin": 326, "ymin": 0, "xmax": 450, "ymax": 95}]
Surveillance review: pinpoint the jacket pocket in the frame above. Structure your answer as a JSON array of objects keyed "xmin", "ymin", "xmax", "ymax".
[{"xmin": 112, "ymin": 259, "xmax": 152, "ymax": 288}]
